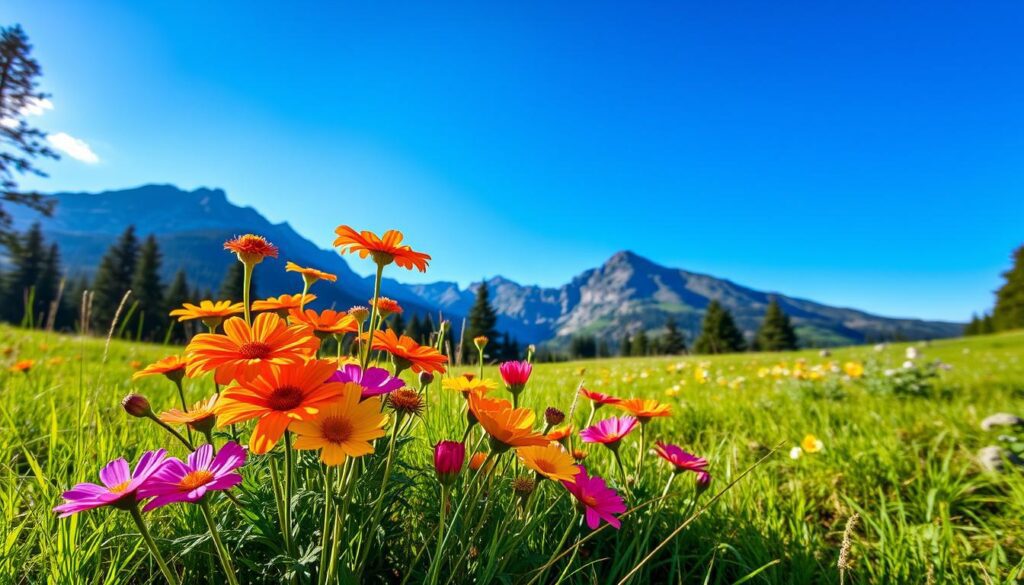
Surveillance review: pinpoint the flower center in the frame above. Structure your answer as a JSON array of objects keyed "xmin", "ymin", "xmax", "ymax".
[
  {"xmin": 320, "ymin": 416, "xmax": 353, "ymax": 444},
  {"xmin": 581, "ymin": 494, "xmax": 599, "ymax": 508},
  {"xmin": 177, "ymin": 470, "xmax": 215, "ymax": 491},
  {"xmin": 109, "ymin": 480, "xmax": 132, "ymax": 493},
  {"xmin": 534, "ymin": 459, "xmax": 557, "ymax": 474},
  {"xmin": 268, "ymin": 386, "xmax": 304, "ymax": 411},
  {"xmin": 238, "ymin": 341, "xmax": 272, "ymax": 360}
]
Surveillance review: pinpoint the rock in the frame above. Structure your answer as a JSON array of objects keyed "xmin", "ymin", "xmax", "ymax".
[
  {"xmin": 977, "ymin": 445, "xmax": 1023, "ymax": 472},
  {"xmin": 981, "ymin": 413, "xmax": 1024, "ymax": 431}
]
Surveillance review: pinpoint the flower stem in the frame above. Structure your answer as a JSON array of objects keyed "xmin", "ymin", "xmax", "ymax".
[
  {"xmin": 317, "ymin": 466, "xmax": 334, "ymax": 585},
  {"xmin": 199, "ymin": 499, "xmax": 241, "ymax": 585},
  {"xmin": 128, "ymin": 504, "xmax": 180, "ymax": 585},
  {"xmin": 173, "ymin": 378, "xmax": 193, "ymax": 444},
  {"xmin": 361, "ymin": 263, "xmax": 385, "ymax": 370},
  {"xmin": 355, "ymin": 419, "xmax": 401, "ymax": 577},
  {"xmin": 428, "ymin": 485, "xmax": 449, "ymax": 585},
  {"xmin": 241, "ymin": 261, "xmax": 253, "ymax": 326},
  {"xmin": 635, "ymin": 421, "xmax": 647, "ymax": 477},
  {"xmin": 148, "ymin": 414, "xmax": 194, "ymax": 450},
  {"xmin": 328, "ymin": 460, "xmax": 357, "ymax": 582},
  {"xmin": 284, "ymin": 431, "xmax": 296, "ymax": 557}
]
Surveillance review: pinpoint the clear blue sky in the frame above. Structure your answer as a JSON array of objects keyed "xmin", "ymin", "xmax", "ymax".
[{"xmin": 5, "ymin": 1, "xmax": 1023, "ymax": 321}]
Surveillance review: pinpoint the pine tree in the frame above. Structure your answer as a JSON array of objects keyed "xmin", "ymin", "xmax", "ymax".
[
  {"xmin": 662, "ymin": 317, "xmax": 687, "ymax": 354},
  {"xmin": 406, "ymin": 314, "xmax": 423, "ymax": 342},
  {"xmin": 620, "ymin": 334, "xmax": 632, "ymax": 357},
  {"xmin": 993, "ymin": 245, "xmax": 1024, "ymax": 331},
  {"xmin": 389, "ymin": 312, "xmax": 406, "ymax": 334},
  {"xmin": 219, "ymin": 261, "xmax": 253, "ymax": 301},
  {"xmin": 1, "ymin": 222, "xmax": 47, "ymax": 323},
  {"xmin": 62, "ymin": 273, "xmax": 90, "ymax": 331},
  {"xmin": 37, "ymin": 242, "xmax": 61, "ymax": 327},
  {"xmin": 91, "ymin": 226, "xmax": 139, "ymax": 330},
  {"xmin": 694, "ymin": 299, "xmax": 747, "ymax": 354},
  {"xmin": 756, "ymin": 298, "xmax": 798, "ymax": 351},
  {"xmin": 464, "ymin": 282, "xmax": 498, "ymax": 363},
  {"xmin": 423, "ymin": 314, "xmax": 436, "ymax": 345},
  {"xmin": 964, "ymin": 314, "xmax": 980, "ymax": 336},
  {"xmin": 631, "ymin": 330, "xmax": 649, "ymax": 357},
  {"xmin": 130, "ymin": 235, "xmax": 165, "ymax": 340},
  {"xmin": 164, "ymin": 268, "xmax": 191, "ymax": 342},
  {"xmin": 597, "ymin": 339, "xmax": 611, "ymax": 358}
]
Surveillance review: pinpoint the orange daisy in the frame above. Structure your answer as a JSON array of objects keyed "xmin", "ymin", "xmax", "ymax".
[
  {"xmin": 372, "ymin": 297, "xmax": 402, "ymax": 317},
  {"xmin": 288, "ymin": 308, "xmax": 357, "ymax": 337},
  {"xmin": 291, "ymin": 389, "xmax": 388, "ymax": 466},
  {"xmin": 185, "ymin": 312, "xmax": 320, "ymax": 384},
  {"xmin": 366, "ymin": 329, "xmax": 448, "ymax": 375},
  {"xmin": 224, "ymin": 234, "xmax": 278, "ymax": 265},
  {"xmin": 580, "ymin": 387, "xmax": 623, "ymax": 407},
  {"xmin": 252, "ymin": 293, "xmax": 317, "ymax": 315},
  {"xmin": 213, "ymin": 359, "xmax": 346, "ymax": 454},
  {"xmin": 285, "ymin": 261, "xmax": 337, "ymax": 285},
  {"xmin": 159, "ymin": 395, "xmax": 218, "ymax": 433},
  {"xmin": 616, "ymin": 398, "xmax": 672, "ymax": 422},
  {"xmin": 546, "ymin": 424, "xmax": 575, "ymax": 443},
  {"xmin": 516, "ymin": 444, "xmax": 579, "ymax": 482},
  {"xmin": 468, "ymin": 391, "xmax": 548, "ymax": 451},
  {"xmin": 9, "ymin": 359, "xmax": 34, "ymax": 374},
  {"xmin": 333, "ymin": 226, "xmax": 431, "ymax": 272},
  {"xmin": 132, "ymin": 355, "xmax": 188, "ymax": 382},
  {"xmin": 169, "ymin": 300, "xmax": 245, "ymax": 329}
]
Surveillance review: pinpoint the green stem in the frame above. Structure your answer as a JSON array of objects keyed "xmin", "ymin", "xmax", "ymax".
[
  {"xmin": 149, "ymin": 415, "xmax": 194, "ymax": 450},
  {"xmin": 361, "ymin": 263, "xmax": 385, "ymax": 370},
  {"xmin": 128, "ymin": 504, "xmax": 180, "ymax": 585},
  {"xmin": 536, "ymin": 510, "xmax": 579, "ymax": 585},
  {"xmin": 428, "ymin": 486, "xmax": 449, "ymax": 585},
  {"xmin": 317, "ymin": 466, "xmax": 334, "ymax": 585},
  {"xmin": 269, "ymin": 457, "xmax": 292, "ymax": 555},
  {"xmin": 635, "ymin": 421, "xmax": 647, "ymax": 477},
  {"xmin": 355, "ymin": 420, "xmax": 401, "ymax": 577},
  {"xmin": 284, "ymin": 431, "xmax": 295, "ymax": 557},
  {"xmin": 173, "ymin": 378, "xmax": 193, "ymax": 444},
  {"xmin": 611, "ymin": 446, "xmax": 629, "ymax": 488},
  {"xmin": 477, "ymin": 348, "xmax": 484, "ymax": 380},
  {"xmin": 241, "ymin": 262, "xmax": 253, "ymax": 326},
  {"xmin": 328, "ymin": 460, "xmax": 357, "ymax": 583},
  {"xmin": 199, "ymin": 499, "xmax": 241, "ymax": 585},
  {"xmin": 299, "ymin": 280, "xmax": 310, "ymax": 313}
]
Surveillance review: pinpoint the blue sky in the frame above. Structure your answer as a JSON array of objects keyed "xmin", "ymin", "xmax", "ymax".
[{"xmin": 4, "ymin": 1, "xmax": 1023, "ymax": 321}]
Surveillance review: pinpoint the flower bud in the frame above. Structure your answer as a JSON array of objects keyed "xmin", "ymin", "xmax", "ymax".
[
  {"xmin": 418, "ymin": 371, "xmax": 435, "ymax": 387},
  {"xmin": 121, "ymin": 394, "xmax": 153, "ymax": 418},
  {"xmin": 468, "ymin": 451, "xmax": 488, "ymax": 471},
  {"xmin": 544, "ymin": 407, "xmax": 565, "ymax": 427},
  {"xmin": 433, "ymin": 440, "xmax": 466, "ymax": 486},
  {"xmin": 512, "ymin": 475, "xmax": 536, "ymax": 499},
  {"xmin": 347, "ymin": 305, "xmax": 370, "ymax": 324},
  {"xmin": 696, "ymin": 471, "xmax": 712, "ymax": 493},
  {"xmin": 473, "ymin": 335, "xmax": 488, "ymax": 351}
]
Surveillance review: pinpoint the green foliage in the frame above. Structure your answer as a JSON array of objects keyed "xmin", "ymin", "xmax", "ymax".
[
  {"xmin": 129, "ymin": 235, "xmax": 166, "ymax": 340},
  {"xmin": 993, "ymin": 244, "xmax": 1024, "ymax": 331},
  {"xmin": 1, "ymin": 222, "xmax": 59, "ymax": 325},
  {"xmin": 662, "ymin": 317, "xmax": 687, "ymax": 355},
  {"xmin": 865, "ymin": 361, "xmax": 944, "ymax": 398},
  {"xmin": 756, "ymin": 298, "xmax": 798, "ymax": 351},
  {"xmin": 620, "ymin": 333, "xmax": 631, "ymax": 357},
  {"xmin": 631, "ymin": 329, "xmax": 649, "ymax": 356},
  {"xmin": 91, "ymin": 225, "xmax": 139, "ymax": 330},
  {"xmin": 569, "ymin": 334, "xmax": 597, "ymax": 359},
  {"xmin": 164, "ymin": 269, "xmax": 192, "ymax": 342},
  {"xmin": 464, "ymin": 282, "xmax": 498, "ymax": 363},
  {"xmin": 218, "ymin": 261, "xmax": 252, "ymax": 301},
  {"xmin": 694, "ymin": 299, "xmax": 746, "ymax": 354}
]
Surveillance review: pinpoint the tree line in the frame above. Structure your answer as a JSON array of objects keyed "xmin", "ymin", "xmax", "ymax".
[{"xmin": 965, "ymin": 244, "xmax": 1024, "ymax": 335}]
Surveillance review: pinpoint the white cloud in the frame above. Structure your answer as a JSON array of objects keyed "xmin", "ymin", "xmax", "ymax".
[
  {"xmin": 47, "ymin": 132, "xmax": 100, "ymax": 164},
  {"xmin": 21, "ymin": 97, "xmax": 53, "ymax": 117}
]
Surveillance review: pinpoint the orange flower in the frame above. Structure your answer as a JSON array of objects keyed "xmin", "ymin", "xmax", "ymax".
[
  {"xmin": 441, "ymin": 375, "xmax": 498, "ymax": 396},
  {"xmin": 366, "ymin": 329, "xmax": 448, "ymax": 375},
  {"xmin": 516, "ymin": 444, "xmax": 579, "ymax": 482},
  {"xmin": 213, "ymin": 359, "xmax": 346, "ymax": 454},
  {"xmin": 288, "ymin": 308, "xmax": 357, "ymax": 337},
  {"xmin": 159, "ymin": 395, "xmax": 218, "ymax": 432},
  {"xmin": 9, "ymin": 359, "xmax": 34, "ymax": 373},
  {"xmin": 372, "ymin": 296, "xmax": 402, "ymax": 317},
  {"xmin": 580, "ymin": 387, "xmax": 622, "ymax": 407},
  {"xmin": 333, "ymin": 226, "xmax": 431, "ymax": 272},
  {"xmin": 546, "ymin": 424, "xmax": 575, "ymax": 442},
  {"xmin": 185, "ymin": 312, "xmax": 320, "ymax": 384},
  {"xmin": 285, "ymin": 261, "xmax": 337, "ymax": 284},
  {"xmin": 252, "ymin": 294, "xmax": 317, "ymax": 315},
  {"xmin": 468, "ymin": 391, "xmax": 548, "ymax": 451},
  {"xmin": 169, "ymin": 300, "xmax": 245, "ymax": 329},
  {"xmin": 224, "ymin": 234, "xmax": 278, "ymax": 264},
  {"xmin": 132, "ymin": 355, "xmax": 188, "ymax": 382},
  {"xmin": 468, "ymin": 451, "xmax": 492, "ymax": 472},
  {"xmin": 616, "ymin": 398, "xmax": 672, "ymax": 422}
]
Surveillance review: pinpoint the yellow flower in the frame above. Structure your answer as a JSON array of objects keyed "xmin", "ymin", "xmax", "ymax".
[
  {"xmin": 801, "ymin": 434, "xmax": 824, "ymax": 453},
  {"xmin": 843, "ymin": 361, "xmax": 864, "ymax": 378}
]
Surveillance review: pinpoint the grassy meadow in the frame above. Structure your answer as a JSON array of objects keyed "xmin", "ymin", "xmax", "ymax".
[{"xmin": 2, "ymin": 323, "xmax": 1023, "ymax": 584}]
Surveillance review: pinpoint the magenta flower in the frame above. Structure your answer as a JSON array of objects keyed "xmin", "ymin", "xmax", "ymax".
[
  {"xmin": 330, "ymin": 363, "xmax": 405, "ymax": 399},
  {"xmin": 580, "ymin": 415, "xmax": 639, "ymax": 447},
  {"xmin": 653, "ymin": 441, "xmax": 709, "ymax": 476},
  {"xmin": 138, "ymin": 442, "xmax": 246, "ymax": 511},
  {"xmin": 499, "ymin": 360, "xmax": 532, "ymax": 392},
  {"xmin": 561, "ymin": 467, "xmax": 627, "ymax": 530},
  {"xmin": 53, "ymin": 449, "xmax": 168, "ymax": 517},
  {"xmin": 433, "ymin": 440, "xmax": 466, "ymax": 485}
]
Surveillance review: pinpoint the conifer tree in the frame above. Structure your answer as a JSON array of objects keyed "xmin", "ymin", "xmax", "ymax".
[
  {"xmin": 662, "ymin": 317, "xmax": 687, "ymax": 355},
  {"xmin": 405, "ymin": 313, "xmax": 423, "ymax": 342},
  {"xmin": 631, "ymin": 330, "xmax": 649, "ymax": 357},
  {"xmin": 164, "ymin": 268, "xmax": 191, "ymax": 341},
  {"xmin": 130, "ymin": 235, "xmax": 165, "ymax": 340},
  {"xmin": 993, "ymin": 245, "xmax": 1024, "ymax": 331},
  {"xmin": 390, "ymin": 311, "xmax": 406, "ymax": 335},
  {"xmin": 597, "ymin": 339, "xmax": 611, "ymax": 358},
  {"xmin": 1, "ymin": 222, "xmax": 46, "ymax": 323},
  {"xmin": 620, "ymin": 334, "xmax": 632, "ymax": 357},
  {"xmin": 464, "ymin": 282, "xmax": 498, "ymax": 363},
  {"xmin": 423, "ymin": 313, "xmax": 436, "ymax": 343},
  {"xmin": 694, "ymin": 299, "xmax": 747, "ymax": 354},
  {"xmin": 756, "ymin": 298, "xmax": 798, "ymax": 351},
  {"xmin": 91, "ymin": 226, "xmax": 139, "ymax": 330},
  {"xmin": 38, "ymin": 242, "xmax": 61, "ymax": 326},
  {"xmin": 219, "ymin": 261, "xmax": 252, "ymax": 301}
]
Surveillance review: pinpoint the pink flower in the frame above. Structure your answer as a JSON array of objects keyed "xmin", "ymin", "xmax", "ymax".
[
  {"xmin": 561, "ymin": 467, "xmax": 627, "ymax": 530},
  {"xmin": 329, "ymin": 363, "xmax": 405, "ymax": 399},
  {"xmin": 53, "ymin": 450, "xmax": 168, "ymax": 517},
  {"xmin": 138, "ymin": 442, "xmax": 246, "ymax": 511},
  {"xmin": 580, "ymin": 416, "xmax": 639, "ymax": 447},
  {"xmin": 499, "ymin": 360, "xmax": 532, "ymax": 393},
  {"xmin": 433, "ymin": 440, "xmax": 465, "ymax": 485},
  {"xmin": 653, "ymin": 441, "xmax": 712, "ymax": 487}
]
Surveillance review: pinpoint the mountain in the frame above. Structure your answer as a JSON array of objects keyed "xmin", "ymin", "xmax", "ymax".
[
  {"xmin": 8, "ymin": 184, "xmax": 962, "ymax": 348},
  {"xmin": 403, "ymin": 251, "xmax": 963, "ymax": 347}
]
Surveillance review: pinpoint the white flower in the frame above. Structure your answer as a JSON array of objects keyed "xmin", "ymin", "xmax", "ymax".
[
  {"xmin": 789, "ymin": 446, "xmax": 803, "ymax": 460},
  {"xmin": 884, "ymin": 369, "xmax": 896, "ymax": 377},
  {"xmin": 905, "ymin": 347, "xmax": 920, "ymax": 360},
  {"xmin": 902, "ymin": 360, "xmax": 915, "ymax": 369},
  {"xmin": 874, "ymin": 343, "xmax": 887, "ymax": 352}
]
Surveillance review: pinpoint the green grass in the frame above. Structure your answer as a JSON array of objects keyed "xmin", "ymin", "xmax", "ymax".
[{"xmin": 2, "ymin": 324, "xmax": 1023, "ymax": 583}]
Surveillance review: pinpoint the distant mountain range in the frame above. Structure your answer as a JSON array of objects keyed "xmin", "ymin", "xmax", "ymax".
[{"xmin": 9, "ymin": 184, "xmax": 963, "ymax": 347}]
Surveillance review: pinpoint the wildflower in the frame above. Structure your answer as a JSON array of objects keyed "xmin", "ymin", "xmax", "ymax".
[
  {"xmin": 121, "ymin": 393, "xmax": 153, "ymax": 418},
  {"xmin": 561, "ymin": 467, "xmax": 627, "ymax": 530},
  {"xmin": 843, "ymin": 362, "xmax": 864, "ymax": 378},
  {"xmin": 418, "ymin": 371, "xmax": 435, "ymax": 386},
  {"xmin": 571, "ymin": 449, "xmax": 588, "ymax": 462},
  {"xmin": 544, "ymin": 407, "xmax": 566, "ymax": 427},
  {"xmin": 291, "ymin": 389, "xmax": 388, "ymax": 466},
  {"xmin": 170, "ymin": 300, "xmax": 245, "ymax": 330},
  {"xmin": 615, "ymin": 398, "xmax": 671, "ymax": 423},
  {"xmin": 789, "ymin": 446, "xmax": 803, "ymax": 459},
  {"xmin": 223, "ymin": 234, "xmax": 278, "ymax": 265},
  {"xmin": 53, "ymin": 449, "xmax": 168, "ymax": 516},
  {"xmin": 138, "ymin": 442, "xmax": 246, "ymax": 510},
  {"xmin": 251, "ymin": 294, "xmax": 318, "ymax": 315},
  {"xmin": 132, "ymin": 355, "xmax": 187, "ymax": 383},
  {"xmin": 347, "ymin": 305, "xmax": 370, "ymax": 325},
  {"xmin": 185, "ymin": 312, "xmax": 319, "ymax": 384},
  {"xmin": 329, "ymin": 363, "xmax": 404, "ymax": 399},
  {"xmin": 285, "ymin": 261, "xmax": 337, "ymax": 285},
  {"xmin": 516, "ymin": 444, "xmax": 579, "ymax": 482},
  {"xmin": 288, "ymin": 307, "xmax": 358, "ymax": 338},
  {"xmin": 906, "ymin": 347, "xmax": 920, "ymax": 360},
  {"xmin": 499, "ymin": 360, "xmax": 533, "ymax": 402},
  {"xmin": 512, "ymin": 475, "xmax": 536, "ymax": 499},
  {"xmin": 386, "ymin": 388, "xmax": 426, "ymax": 418},
  {"xmin": 546, "ymin": 424, "xmax": 575, "ymax": 443},
  {"xmin": 433, "ymin": 441, "xmax": 466, "ymax": 485},
  {"xmin": 580, "ymin": 416, "xmax": 639, "ymax": 448},
  {"xmin": 579, "ymin": 386, "xmax": 621, "ymax": 407},
  {"xmin": 468, "ymin": 451, "xmax": 490, "ymax": 471},
  {"xmin": 213, "ymin": 359, "xmax": 346, "ymax": 454},
  {"xmin": 366, "ymin": 329, "xmax": 448, "ymax": 375},
  {"xmin": 468, "ymin": 391, "xmax": 548, "ymax": 451},
  {"xmin": 333, "ymin": 226, "xmax": 431, "ymax": 272},
  {"xmin": 130, "ymin": 360, "xmax": 143, "ymax": 370},
  {"xmin": 372, "ymin": 297, "xmax": 403, "ymax": 318},
  {"xmin": 159, "ymin": 395, "xmax": 219, "ymax": 434},
  {"xmin": 442, "ymin": 375, "xmax": 498, "ymax": 396},
  {"xmin": 473, "ymin": 335, "xmax": 488, "ymax": 351},
  {"xmin": 653, "ymin": 441, "xmax": 710, "ymax": 485},
  {"xmin": 801, "ymin": 434, "xmax": 824, "ymax": 453},
  {"xmin": 9, "ymin": 358, "xmax": 34, "ymax": 373}
]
